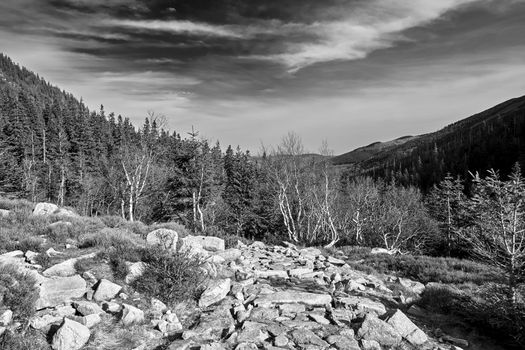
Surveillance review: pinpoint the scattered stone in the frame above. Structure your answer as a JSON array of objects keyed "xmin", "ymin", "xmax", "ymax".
[
  {"xmin": 361, "ymin": 339, "xmax": 382, "ymax": 350},
  {"xmin": 46, "ymin": 248, "xmax": 63, "ymax": 257},
  {"xmin": 25, "ymin": 250, "xmax": 39, "ymax": 264},
  {"xmin": 51, "ymin": 318, "xmax": 90, "ymax": 350},
  {"xmin": 326, "ymin": 334, "xmax": 360, "ymax": 350},
  {"xmin": 75, "ymin": 313, "xmax": 102, "ymax": 328},
  {"xmin": 36, "ymin": 275, "xmax": 87, "ymax": 309},
  {"xmin": 327, "ymin": 256, "xmax": 346, "ymax": 265},
  {"xmin": 121, "ymin": 303, "xmax": 145, "ymax": 326},
  {"xmin": 93, "ymin": 279, "xmax": 122, "ymax": 301},
  {"xmin": 216, "ymin": 248, "xmax": 242, "ymax": 261},
  {"xmin": 30, "ymin": 314, "xmax": 63, "ymax": 330},
  {"xmin": 199, "ymin": 278, "xmax": 231, "ymax": 308},
  {"xmin": 398, "ymin": 277, "xmax": 425, "ymax": 295},
  {"xmin": 146, "ymin": 229, "xmax": 178, "ymax": 250},
  {"xmin": 102, "ymin": 301, "xmax": 122, "ymax": 313}
]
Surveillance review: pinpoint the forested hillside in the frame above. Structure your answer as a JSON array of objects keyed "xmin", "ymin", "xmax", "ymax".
[{"xmin": 337, "ymin": 96, "xmax": 525, "ymax": 190}]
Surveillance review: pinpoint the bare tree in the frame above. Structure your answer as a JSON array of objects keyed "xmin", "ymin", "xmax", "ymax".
[{"xmin": 465, "ymin": 166, "xmax": 525, "ymax": 307}]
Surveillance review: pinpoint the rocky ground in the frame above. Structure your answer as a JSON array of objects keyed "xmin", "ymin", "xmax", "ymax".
[{"xmin": 0, "ymin": 203, "xmax": 475, "ymax": 350}]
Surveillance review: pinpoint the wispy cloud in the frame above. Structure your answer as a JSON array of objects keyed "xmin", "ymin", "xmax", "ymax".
[
  {"xmin": 107, "ymin": 19, "xmax": 245, "ymax": 38},
  {"xmin": 251, "ymin": 0, "xmax": 481, "ymax": 72}
]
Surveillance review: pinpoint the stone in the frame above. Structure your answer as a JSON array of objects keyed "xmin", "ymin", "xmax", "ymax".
[
  {"xmin": 56, "ymin": 305, "xmax": 77, "ymax": 317},
  {"xmin": 361, "ymin": 339, "xmax": 382, "ymax": 350},
  {"xmin": 201, "ymin": 343, "xmax": 227, "ymax": 350},
  {"xmin": 199, "ymin": 278, "xmax": 231, "ymax": 308},
  {"xmin": 125, "ymin": 262, "xmax": 147, "ymax": 284},
  {"xmin": 25, "ymin": 250, "xmax": 39, "ymax": 264},
  {"xmin": 387, "ymin": 310, "xmax": 428, "ymax": 345},
  {"xmin": 274, "ymin": 334, "xmax": 289, "ymax": 347},
  {"xmin": 33, "ymin": 202, "xmax": 59, "ymax": 216},
  {"xmin": 0, "ymin": 310, "xmax": 13, "ymax": 326},
  {"xmin": 235, "ymin": 343, "xmax": 258, "ymax": 350},
  {"xmin": 189, "ymin": 302, "xmax": 235, "ymax": 341},
  {"xmin": 327, "ymin": 256, "xmax": 346, "ymax": 265},
  {"xmin": 398, "ymin": 277, "xmax": 425, "ymax": 295},
  {"xmin": 36, "ymin": 275, "xmax": 87, "ymax": 309},
  {"xmin": 46, "ymin": 247, "xmax": 63, "ymax": 257},
  {"xmin": 73, "ymin": 301, "xmax": 104, "ymax": 316},
  {"xmin": 30, "ymin": 314, "xmax": 63, "ymax": 330},
  {"xmin": 309, "ymin": 313, "xmax": 330, "ymax": 325},
  {"xmin": 182, "ymin": 235, "xmax": 225, "ymax": 252},
  {"xmin": 254, "ymin": 269, "xmax": 289, "ymax": 279},
  {"xmin": 146, "ymin": 229, "xmax": 178, "ymax": 250},
  {"xmin": 249, "ymin": 307, "xmax": 279, "ymax": 322},
  {"xmin": 121, "ymin": 303, "xmax": 145, "ymax": 326},
  {"xmin": 290, "ymin": 328, "xmax": 329, "ymax": 348},
  {"xmin": 43, "ymin": 253, "xmax": 96, "ymax": 278},
  {"xmin": 102, "ymin": 301, "xmax": 122, "ymax": 313},
  {"xmin": 357, "ymin": 314, "xmax": 401, "ymax": 346},
  {"xmin": 288, "ymin": 268, "xmax": 314, "ymax": 278},
  {"xmin": 326, "ymin": 335, "xmax": 360, "ymax": 350},
  {"xmin": 151, "ymin": 298, "xmax": 168, "ymax": 316},
  {"xmin": 0, "ymin": 209, "xmax": 10, "ymax": 217},
  {"xmin": 51, "ymin": 318, "xmax": 90, "ymax": 350},
  {"xmin": 157, "ymin": 311, "xmax": 183, "ymax": 333},
  {"xmin": 76, "ymin": 313, "xmax": 102, "ymax": 328},
  {"xmin": 237, "ymin": 321, "xmax": 269, "ymax": 343},
  {"xmin": 93, "ymin": 279, "xmax": 122, "ymax": 301},
  {"xmin": 441, "ymin": 335, "xmax": 469, "ymax": 347},
  {"xmin": 216, "ymin": 248, "xmax": 242, "ymax": 262},
  {"xmin": 338, "ymin": 296, "xmax": 386, "ymax": 316},
  {"xmin": 255, "ymin": 291, "xmax": 331, "ymax": 307},
  {"xmin": 370, "ymin": 248, "xmax": 393, "ymax": 255}
]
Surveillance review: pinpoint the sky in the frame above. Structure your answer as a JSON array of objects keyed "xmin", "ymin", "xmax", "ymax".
[{"xmin": 1, "ymin": 0, "xmax": 525, "ymax": 154}]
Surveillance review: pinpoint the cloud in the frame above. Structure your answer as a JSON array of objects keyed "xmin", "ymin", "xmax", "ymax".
[
  {"xmin": 106, "ymin": 19, "xmax": 245, "ymax": 38},
  {"xmin": 249, "ymin": 0, "xmax": 482, "ymax": 72}
]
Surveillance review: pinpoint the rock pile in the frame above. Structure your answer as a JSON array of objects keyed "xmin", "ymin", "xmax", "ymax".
[{"xmin": 0, "ymin": 232, "xmax": 470, "ymax": 350}]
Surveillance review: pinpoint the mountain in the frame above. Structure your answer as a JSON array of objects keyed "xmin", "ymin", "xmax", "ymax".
[{"xmin": 335, "ymin": 95, "xmax": 525, "ymax": 189}]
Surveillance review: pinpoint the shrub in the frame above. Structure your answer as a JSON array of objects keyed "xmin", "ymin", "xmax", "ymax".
[
  {"xmin": 132, "ymin": 246, "xmax": 207, "ymax": 305},
  {"xmin": 79, "ymin": 228, "xmax": 144, "ymax": 251},
  {"xmin": 0, "ymin": 329, "xmax": 49, "ymax": 350},
  {"xmin": 0, "ymin": 264, "xmax": 39, "ymax": 322},
  {"xmin": 16, "ymin": 236, "xmax": 45, "ymax": 253},
  {"xmin": 100, "ymin": 215, "xmax": 126, "ymax": 228}
]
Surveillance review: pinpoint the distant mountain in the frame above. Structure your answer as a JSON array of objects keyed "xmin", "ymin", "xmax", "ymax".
[{"xmin": 335, "ymin": 95, "xmax": 525, "ymax": 190}]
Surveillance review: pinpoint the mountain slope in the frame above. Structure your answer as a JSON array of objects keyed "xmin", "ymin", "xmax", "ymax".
[{"xmin": 336, "ymin": 95, "xmax": 525, "ymax": 189}]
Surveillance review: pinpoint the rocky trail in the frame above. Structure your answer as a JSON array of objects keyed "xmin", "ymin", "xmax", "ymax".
[{"xmin": 0, "ymin": 205, "xmax": 493, "ymax": 350}]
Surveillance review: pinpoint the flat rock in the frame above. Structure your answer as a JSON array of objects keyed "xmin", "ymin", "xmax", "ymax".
[
  {"xmin": 183, "ymin": 235, "xmax": 225, "ymax": 252},
  {"xmin": 290, "ymin": 328, "xmax": 329, "ymax": 348},
  {"xmin": 43, "ymin": 253, "xmax": 96, "ymax": 278},
  {"xmin": 387, "ymin": 309, "xmax": 428, "ymax": 345},
  {"xmin": 338, "ymin": 296, "xmax": 386, "ymax": 316},
  {"xmin": 36, "ymin": 275, "xmax": 87, "ymax": 309},
  {"xmin": 255, "ymin": 291, "xmax": 331, "ymax": 307},
  {"xmin": 51, "ymin": 318, "xmax": 90, "ymax": 350}
]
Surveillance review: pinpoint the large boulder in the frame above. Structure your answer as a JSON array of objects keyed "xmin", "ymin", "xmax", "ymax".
[
  {"xmin": 43, "ymin": 253, "xmax": 96, "ymax": 278},
  {"xmin": 36, "ymin": 275, "xmax": 87, "ymax": 309},
  {"xmin": 357, "ymin": 314, "xmax": 402, "ymax": 346},
  {"xmin": 146, "ymin": 229, "xmax": 178, "ymax": 250},
  {"xmin": 93, "ymin": 279, "xmax": 122, "ymax": 301},
  {"xmin": 182, "ymin": 235, "xmax": 225, "ymax": 252},
  {"xmin": 51, "ymin": 318, "xmax": 90, "ymax": 350},
  {"xmin": 34, "ymin": 203, "xmax": 77, "ymax": 217},
  {"xmin": 387, "ymin": 310, "xmax": 428, "ymax": 345},
  {"xmin": 199, "ymin": 278, "xmax": 231, "ymax": 308}
]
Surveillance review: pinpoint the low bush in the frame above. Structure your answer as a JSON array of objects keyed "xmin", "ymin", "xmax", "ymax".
[
  {"xmin": 0, "ymin": 264, "xmax": 39, "ymax": 322},
  {"xmin": 100, "ymin": 215, "xmax": 126, "ymax": 228},
  {"xmin": 131, "ymin": 246, "xmax": 207, "ymax": 305},
  {"xmin": 15, "ymin": 236, "xmax": 45, "ymax": 253},
  {"xmin": 0, "ymin": 329, "xmax": 49, "ymax": 350},
  {"xmin": 79, "ymin": 228, "xmax": 144, "ymax": 251}
]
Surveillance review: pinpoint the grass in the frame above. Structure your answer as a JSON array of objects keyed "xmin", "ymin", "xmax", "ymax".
[
  {"xmin": 335, "ymin": 246, "xmax": 502, "ymax": 285},
  {"xmin": 0, "ymin": 329, "xmax": 49, "ymax": 350},
  {"xmin": 0, "ymin": 263, "xmax": 39, "ymax": 322}
]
